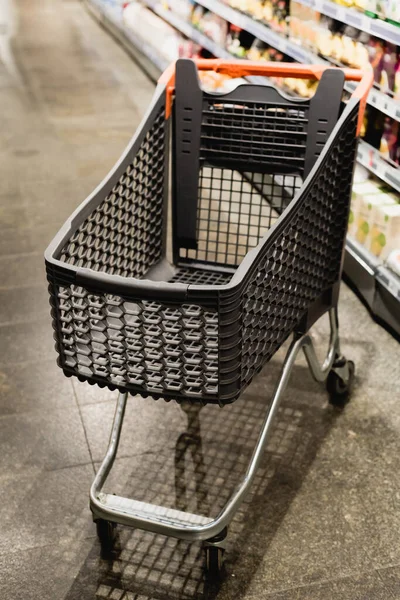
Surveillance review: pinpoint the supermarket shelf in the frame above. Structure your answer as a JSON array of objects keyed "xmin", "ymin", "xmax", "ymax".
[
  {"xmin": 86, "ymin": 0, "xmax": 400, "ymax": 338},
  {"xmin": 344, "ymin": 236, "xmax": 380, "ymax": 307},
  {"xmin": 345, "ymin": 79, "xmax": 400, "ymax": 122},
  {"xmin": 344, "ymin": 238, "xmax": 400, "ymax": 337},
  {"xmin": 376, "ymin": 265, "xmax": 400, "ymax": 302},
  {"xmin": 357, "ymin": 140, "xmax": 400, "ymax": 193},
  {"xmin": 375, "ymin": 266, "xmax": 400, "ymax": 337},
  {"xmin": 141, "ymin": 0, "xmax": 232, "ymax": 58},
  {"xmin": 86, "ymin": 0, "xmax": 233, "ymax": 73},
  {"xmin": 196, "ymin": 0, "xmax": 321, "ymax": 61},
  {"xmin": 295, "ymin": 0, "xmax": 400, "ymax": 46},
  {"xmin": 86, "ymin": 0, "xmax": 400, "ymax": 197},
  {"xmin": 194, "ymin": 0, "xmax": 400, "ymax": 122},
  {"xmin": 85, "ymin": 0, "xmax": 168, "ymax": 79}
]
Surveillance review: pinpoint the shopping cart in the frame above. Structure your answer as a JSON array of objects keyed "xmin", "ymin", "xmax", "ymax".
[{"xmin": 45, "ymin": 58, "xmax": 372, "ymax": 575}]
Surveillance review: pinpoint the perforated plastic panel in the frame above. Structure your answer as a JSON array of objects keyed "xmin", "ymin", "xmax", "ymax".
[
  {"xmin": 201, "ymin": 101, "xmax": 308, "ymax": 171},
  {"xmin": 236, "ymin": 107, "xmax": 359, "ymax": 388},
  {"xmin": 46, "ymin": 81, "xmax": 360, "ymax": 405},
  {"xmin": 60, "ymin": 109, "xmax": 166, "ymax": 278},
  {"xmin": 179, "ymin": 169, "xmax": 301, "ymax": 267},
  {"xmin": 54, "ymin": 282, "xmax": 220, "ymax": 399}
]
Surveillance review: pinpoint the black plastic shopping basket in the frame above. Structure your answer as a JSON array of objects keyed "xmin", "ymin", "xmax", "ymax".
[{"xmin": 45, "ymin": 58, "xmax": 372, "ymax": 574}]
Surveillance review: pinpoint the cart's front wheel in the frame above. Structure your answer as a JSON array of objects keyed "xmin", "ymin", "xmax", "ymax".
[
  {"xmin": 327, "ymin": 359, "xmax": 355, "ymax": 408},
  {"xmin": 96, "ymin": 519, "xmax": 117, "ymax": 554},
  {"xmin": 205, "ymin": 546, "xmax": 225, "ymax": 578}
]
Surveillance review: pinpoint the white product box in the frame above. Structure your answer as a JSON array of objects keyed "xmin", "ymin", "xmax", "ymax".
[{"xmin": 368, "ymin": 204, "xmax": 400, "ymax": 260}]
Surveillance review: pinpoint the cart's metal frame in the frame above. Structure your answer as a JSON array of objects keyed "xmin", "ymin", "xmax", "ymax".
[{"xmin": 90, "ymin": 306, "xmax": 345, "ymax": 546}]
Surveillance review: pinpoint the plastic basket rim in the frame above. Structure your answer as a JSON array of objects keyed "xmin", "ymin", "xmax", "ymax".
[{"xmin": 44, "ymin": 93, "xmax": 360, "ymax": 302}]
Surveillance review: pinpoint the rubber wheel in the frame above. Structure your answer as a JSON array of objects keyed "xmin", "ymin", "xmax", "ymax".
[
  {"xmin": 96, "ymin": 519, "xmax": 116, "ymax": 554},
  {"xmin": 204, "ymin": 546, "xmax": 225, "ymax": 578},
  {"xmin": 326, "ymin": 360, "xmax": 355, "ymax": 408}
]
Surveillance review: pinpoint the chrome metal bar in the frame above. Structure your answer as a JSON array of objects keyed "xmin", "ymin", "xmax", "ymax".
[
  {"xmin": 90, "ymin": 392, "xmax": 128, "ymax": 506},
  {"xmin": 90, "ymin": 315, "xmax": 338, "ymax": 541},
  {"xmin": 302, "ymin": 307, "xmax": 339, "ymax": 383}
]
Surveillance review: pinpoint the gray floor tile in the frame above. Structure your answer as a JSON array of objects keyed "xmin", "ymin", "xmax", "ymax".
[
  {"xmin": 0, "ymin": 252, "xmax": 46, "ymax": 289},
  {"xmin": 80, "ymin": 396, "xmax": 185, "ymax": 463},
  {"xmin": 256, "ymin": 571, "xmax": 394, "ymax": 600},
  {"xmin": 0, "ymin": 316, "xmax": 55, "ymax": 364},
  {"xmin": 0, "ymin": 150, "xmax": 21, "ymax": 196},
  {"xmin": 0, "ymin": 359, "xmax": 75, "ymax": 415},
  {"xmin": 0, "ymin": 534, "xmax": 95, "ymax": 600},
  {"xmin": 0, "ymin": 464, "xmax": 94, "ymax": 555},
  {"xmin": 72, "ymin": 378, "xmax": 119, "ymax": 406},
  {"xmin": 0, "ymin": 285, "xmax": 50, "ymax": 324},
  {"xmin": 1, "ymin": 180, "xmax": 85, "ymax": 230},
  {"xmin": 0, "ymin": 405, "xmax": 91, "ymax": 475},
  {"xmin": 377, "ymin": 565, "xmax": 400, "ymax": 598},
  {"xmin": 0, "ymin": 223, "xmax": 58, "ymax": 256}
]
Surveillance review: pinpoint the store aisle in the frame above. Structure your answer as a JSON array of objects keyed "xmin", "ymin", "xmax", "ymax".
[{"xmin": 0, "ymin": 1, "xmax": 400, "ymax": 599}]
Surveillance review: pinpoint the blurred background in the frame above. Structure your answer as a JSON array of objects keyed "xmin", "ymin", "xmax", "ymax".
[{"xmin": 0, "ymin": 1, "xmax": 400, "ymax": 599}]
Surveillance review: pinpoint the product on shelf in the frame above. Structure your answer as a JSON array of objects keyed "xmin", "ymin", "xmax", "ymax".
[
  {"xmin": 369, "ymin": 203, "xmax": 400, "ymax": 258},
  {"xmin": 380, "ymin": 42, "xmax": 397, "ymax": 93},
  {"xmin": 198, "ymin": 70, "xmax": 235, "ymax": 89},
  {"xmin": 270, "ymin": 0, "xmax": 290, "ymax": 32},
  {"xmin": 386, "ymin": 0, "xmax": 400, "ymax": 25},
  {"xmin": 247, "ymin": 38, "xmax": 285, "ymax": 62},
  {"xmin": 283, "ymin": 74, "xmax": 318, "ymax": 97},
  {"xmin": 349, "ymin": 180, "xmax": 379, "ymax": 238},
  {"xmin": 229, "ymin": 0, "xmax": 264, "ymax": 20},
  {"xmin": 380, "ymin": 0, "xmax": 400, "ymax": 24},
  {"xmin": 380, "ymin": 117, "xmax": 399, "ymax": 161},
  {"xmin": 191, "ymin": 3, "xmax": 205, "ymax": 27},
  {"xmin": 386, "ymin": 248, "xmax": 400, "ymax": 276},
  {"xmin": 327, "ymin": 0, "xmax": 399, "ymax": 23},
  {"xmin": 123, "ymin": 1, "xmax": 200, "ymax": 61},
  {"xmin": 165, "ymin": 0, "xmax": 194, "ymax": 20},
  {"xmin": 226, "ymin": 24, "xmax": 246, "ymax": 56},
  {"xmin": 393, "ymin": 59, "xmax": 400, "ymax": 101},
  {"xmin": 192, "ymin": 6, "xmax": 228, "ymax": 45},
  {"xmin": 364, "ymin": 0, "xmax": 381, "ymax": 18},
  {"xmin": 349, "ymin": 180, "xmax": 396, "ymax": 242},
  {"xmin": 228, "ymin": 0, "xmax": 289, "ymax": 33},
  {"xmin": 290, "ymin": 1, "xmax": 399, "ymax": 71}
]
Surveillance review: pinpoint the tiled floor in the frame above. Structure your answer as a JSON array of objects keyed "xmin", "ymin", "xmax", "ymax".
[{"xmin": 0, "ymin": 1, "xmax": 400, "ymax": 599}]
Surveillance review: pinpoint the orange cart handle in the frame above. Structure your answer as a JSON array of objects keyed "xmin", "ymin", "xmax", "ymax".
[{"xmin": 159, "ymin": 59, "xmax": 373, "ymax": 136}]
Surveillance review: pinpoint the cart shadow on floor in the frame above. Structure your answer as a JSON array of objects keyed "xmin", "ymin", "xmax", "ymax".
[{"xmin": 64, "ymin": 357, "xmax": 343, "ymax": 600}]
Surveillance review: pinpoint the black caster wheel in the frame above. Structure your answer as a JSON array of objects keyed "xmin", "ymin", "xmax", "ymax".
[
  {"xmin": 204, "ymin": 546, "xmax": 225, "ymax": 578},
  {"xmin": 96, "ymin": 519, "xmax": 117, "ymax": 555},
  {"xmin": 327, "ymin": 359, "xmax": 355, "ymax": 408}
]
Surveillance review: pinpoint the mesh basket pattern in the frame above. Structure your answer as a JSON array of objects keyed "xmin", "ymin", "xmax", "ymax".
[
  {"xmin": 179, "ymin": 169, "xmax": 302, "ymax": 267},
  {"xmin": 46, "ymin": 79, "xmax": 360, "ymax": 405},
  {"xmin": 237, "ymin": 108, "xmax": 358, "ymax": 388},
  {"xmin": 51, "ymin": 267, "xmax": 232, "ymax": 400},
  {"xmin": 53, "ymin": 285, "xmax": 220, "ymax": 399},
  {"xmin": 59, "ymin": 108, "xmax": 166, "ymax": 278},
  {"xmin": 200, "ymin": 100, "xmax": 308, "ymax": 171}
]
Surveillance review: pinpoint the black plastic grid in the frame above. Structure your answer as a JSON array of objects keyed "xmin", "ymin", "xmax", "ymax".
[
  {"xmin": 59, "ymin": 109, "xmax": 166, "ymax": 278},
  {"xmin": 54, "ymin": 285, "xmax": 220, "ymax": 399},
  {"xmin": 49, "ymin": 107, "xmax": 230, "ymax": 401},
  {"xmin": 170, "ymin": 267, "xmax": 232, "ymax": 285},
  {"xmin": 179, "ymin": 168, "xmax": 302, "ymax": 267},
  {"xmin": 200, "ymin": 101, "xmax": 308, "ymax": 170},
  {"xmin": 48, "ymin": 84, "xmax": 358, "ymax": 405},
  {"xmin": 237, "ymin": 108, "xmax": 359, "ymax": 388}
]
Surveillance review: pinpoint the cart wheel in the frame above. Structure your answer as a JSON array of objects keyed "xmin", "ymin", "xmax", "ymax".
[
  {"xmin": 204, "ymin": 546, "xmax": 225, "ymax": 578},
  {"xmin": 327, "ymin": 360, "xmax": 355, "ymax": 408},
  {"xmin": 96, "ymin": 519, "xmax": 117, "ymax": 554}
]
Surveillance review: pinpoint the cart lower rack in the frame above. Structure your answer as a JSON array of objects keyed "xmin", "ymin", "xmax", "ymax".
[{"xmin": 45, "ymin": 58, "xmax": 372, "ymax": 576}]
